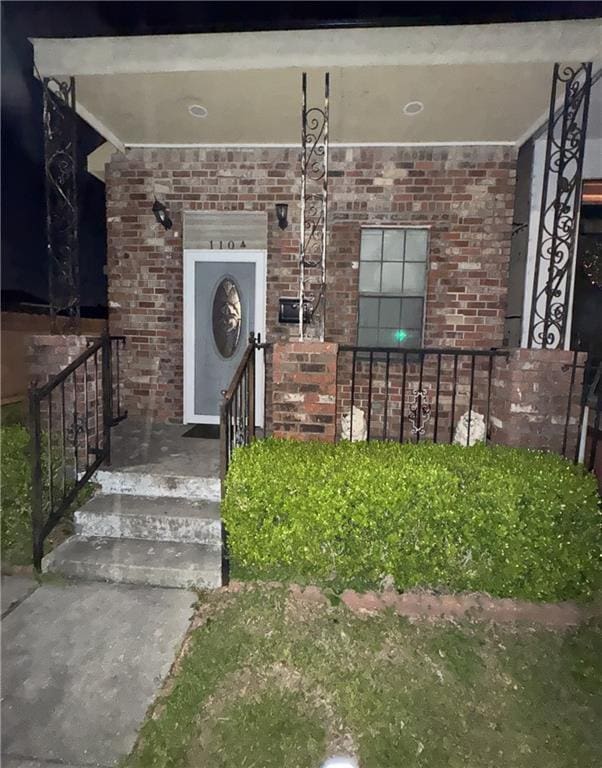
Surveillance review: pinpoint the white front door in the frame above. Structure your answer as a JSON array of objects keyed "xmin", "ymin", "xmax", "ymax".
[{"xmin": 183, "ymin": 249, "xmax": 266, "ymax": 425}]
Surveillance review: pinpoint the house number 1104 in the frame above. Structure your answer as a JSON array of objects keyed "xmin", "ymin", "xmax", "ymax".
[{"xmin": 209, "ymin": 240, "xmax": 247, "ymax": 249}]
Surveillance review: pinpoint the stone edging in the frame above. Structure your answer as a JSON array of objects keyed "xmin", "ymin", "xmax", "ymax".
[{"xmin": 226, "ymin": 581, "xmax": 600, "ymax": 629}]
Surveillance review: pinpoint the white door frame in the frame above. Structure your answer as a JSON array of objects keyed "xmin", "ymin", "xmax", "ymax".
[{"xmin": 183, "ymin": 249, "xmax": 267, "ymax": 425}]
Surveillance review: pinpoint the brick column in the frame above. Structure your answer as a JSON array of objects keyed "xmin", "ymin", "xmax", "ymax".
[
  {"xmin": 272, "ymin": 341, "xmax": 338, "ymax": 441},
  {"xmin": 490, "ymin": 348, "xmax": 586, "ymax": 456},
  {"xmin": 26, "ymin": 334, "xmax": 102, "ymax": 467},
  {"xmin": 26, "ymin": 335, "xmax": 90, "ymax": 386}
]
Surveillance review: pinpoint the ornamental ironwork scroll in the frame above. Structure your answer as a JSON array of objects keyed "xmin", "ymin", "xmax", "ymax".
[
  {"xmin": 43, "ymin": 77, "xmax": 80, "ymax": 332},
  {"xmin": 299, "ymin": 72, "xmax": 329, "ymax": 341},
  {"xmin": 528, "ymin": 63, "xmax": 592, "ymax": 349},
  {"xmin": 408, "ymin": 388, "xmax": 432, "ymax": 437}
]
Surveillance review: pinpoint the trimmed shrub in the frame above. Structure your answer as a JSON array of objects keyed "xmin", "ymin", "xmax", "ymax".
[{"xmin": 222, "ymin": 439, "xmax": 601, "ymax": 601}]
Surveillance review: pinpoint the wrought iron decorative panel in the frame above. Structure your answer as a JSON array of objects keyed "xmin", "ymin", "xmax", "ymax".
[
  {"xmin": 408, "ymin": 387, "xmax": 432, "ymax": 437},
  {"xmin": 43, "ymin": 77, "xmax": 80, "ymax": 332},
  {"xmin": 212, "ymin": 277, "xmax": 242, "ymax": 358},
  {"xmin": 299, "ymin": 72, "xmax": 330, "ymax": 340},
  {"xmin": 528, "ymin": 63, "xmax": 592, "ymax": 349}
]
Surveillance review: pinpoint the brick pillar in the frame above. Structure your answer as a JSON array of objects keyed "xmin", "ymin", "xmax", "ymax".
[
  {"xmin": 272, "ymin": 341, "xmax": 338, "ymax": 441},
  {"xmin": 490, "ymin": 348, "xmax": 586, "ymax": 456},
  {"xmin": 26, "ymin": 335, "xmax": 90, "ymax": 385},
  {"xmin": 26, "ymin": 334, "xmax": 102, "ymax": 468}
]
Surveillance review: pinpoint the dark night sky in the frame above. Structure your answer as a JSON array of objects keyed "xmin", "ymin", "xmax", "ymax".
[{"xmin": 2, "ymin": 1, "xmax": 601, "ymax": 311}]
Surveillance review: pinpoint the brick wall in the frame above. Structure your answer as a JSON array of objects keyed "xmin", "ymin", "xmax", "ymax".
[
  {"xmin": 2, "ymin": 314, "xmax": 106, "ymax": 404},
  {"xmin": 272, "ymin": 342, "xmax": 338, "ymax": 440},
  {"xmin": 490, "ymin": 348, "xmax": 586, "ymax": 456},
  {"xmin": 26, "ymin": 335, "xmax": 90, "ymax": 386},
  {"xmin": 106, "ymin": 146, "xmax": 516, "ymax": 423},
  {"xmin": 270, "ymin": 343, "xmax": 587, "ymax": 458}
]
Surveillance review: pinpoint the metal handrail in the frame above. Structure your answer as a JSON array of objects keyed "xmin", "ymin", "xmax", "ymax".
[
  {"xmin": 28, "ymin": 334, "xmax": 127, "ymax": 570},
  {"xmin": 221, "ymin": 342, "xmax": 255, "ymax": 404},
  {"xmin": 220, "ymin": 333, "xmax": 266, "ymax": 483},
  {"xmin": 219, "ymin": 333, "xmax": 271, "ymax": 585}
]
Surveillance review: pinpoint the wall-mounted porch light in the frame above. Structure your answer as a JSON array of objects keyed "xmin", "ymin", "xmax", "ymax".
[
  {"xmin": 275, "ymin": 203, "xmax": 289, "ymax": 230},
  {"xmin": 152, "ymin": 198, "xmax": 173, "ymax": 230}
]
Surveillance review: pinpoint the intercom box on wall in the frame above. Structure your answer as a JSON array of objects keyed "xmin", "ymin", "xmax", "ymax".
[{"xmin": 278, "ymin": 298, "xmax": 312, "ymax": 324}]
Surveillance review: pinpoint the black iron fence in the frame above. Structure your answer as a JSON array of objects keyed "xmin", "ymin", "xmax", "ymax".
[
  {"xmin": 337, "ymin": 346, "xmax": 508, "ymax": 446},
  {"xmin": 28, "ymin": 335, "xmax": 127, "ymax": 570},
  {"xmin": 336, "ymin": 345, "xmax": 601, "ymax": 478}
]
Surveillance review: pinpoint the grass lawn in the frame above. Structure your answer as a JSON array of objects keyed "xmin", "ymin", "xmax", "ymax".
[{"xmin": 126, "ymin": 584, "xmax": 602, "ymax": 768}]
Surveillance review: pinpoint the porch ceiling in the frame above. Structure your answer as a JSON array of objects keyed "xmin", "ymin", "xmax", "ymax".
[{"xmin": 32, "ymin": 20, "xmax": 601, "ymax": 147}]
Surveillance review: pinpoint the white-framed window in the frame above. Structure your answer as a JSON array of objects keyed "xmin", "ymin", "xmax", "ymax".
[{"xmin": 357, "ymin": 227, "xmax": 429, "ymax": 348}]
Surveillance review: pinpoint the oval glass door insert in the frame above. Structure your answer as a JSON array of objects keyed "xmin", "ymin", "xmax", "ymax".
[{"xmin": 212, "ymin": 277, "xmax": 242, "ymax": 358}]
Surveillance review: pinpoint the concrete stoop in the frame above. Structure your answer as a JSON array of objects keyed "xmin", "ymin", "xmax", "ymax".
[
  {"xmin": 95, "ymin": 468, "xmax": 220, "ymax": 501},
  {"xmin": 74, "ymin": 494, "xmax": 221, "ymax": 545},
  {"xmin": 43, "ymin": 537, "xmax": 222, "ymax": 589},
  {"xmin": 44, "ymin": 469, "xmax": 223, "ymax": 589}
]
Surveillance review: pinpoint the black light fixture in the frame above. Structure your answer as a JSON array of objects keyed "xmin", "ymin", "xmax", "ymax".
[
  {"xmin": 275, "ymin": 202, "xmax": 289, "ymax": 230},
  {"xmin": 152, "ymin": 198, "xmax": 173, "ymax": 230}
]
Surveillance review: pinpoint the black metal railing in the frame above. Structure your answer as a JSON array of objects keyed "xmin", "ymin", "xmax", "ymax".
[
  {"xmin": 337, "ymin": 346, "xmax": 509, "ymax": 446},
  {"xmin": 28, "ymin": 335, "xmax": 127, "ymax": 570},
  {"xmin": 563, "ymin": 353, "xmax": 601, "ymax": 472},
  {"xmin": 220, "ymin": 333, "xmax": 270, "ymax": 483},
  {"xmin": 219, "ymin": 333, "xmax": 269, "ymax": 585}
]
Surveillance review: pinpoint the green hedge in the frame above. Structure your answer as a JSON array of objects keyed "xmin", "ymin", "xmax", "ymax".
[
  {"xmin": 1, "ymin": 425, "xmax": 33, "ymax": 564},
  {"xmin": 222, "ymin": 439, "xmax": 601, "ymax": 601}
]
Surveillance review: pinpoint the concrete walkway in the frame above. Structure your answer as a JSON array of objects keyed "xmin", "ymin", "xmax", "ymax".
[
  {"xmin": 1, "ymin": 580, "xmax": 194, "ymax": 767},
  {"xmin": 1, "ymin": 575, "xmax": 38, "ymax": 618}
]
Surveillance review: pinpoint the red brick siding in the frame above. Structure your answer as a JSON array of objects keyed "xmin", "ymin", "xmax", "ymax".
[{"xmin": 106, "ymin": 146, "xmax": 515, "ymax": 423}]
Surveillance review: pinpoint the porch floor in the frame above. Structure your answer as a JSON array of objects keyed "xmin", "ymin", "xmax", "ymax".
[{"xmin": 109, "ymin": 420, "xmax": 220, "ymax": 478}]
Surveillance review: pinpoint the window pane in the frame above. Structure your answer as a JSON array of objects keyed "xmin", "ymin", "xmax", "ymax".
[
  {"xmin": 360, "ymin": 230, "xmax": 382, "ymax": 261},
  {"xmin": 379, "ymin": 297, "xmax": 402, "ymax": 328},
  {"xmin": 383, "ymin": 230, "xmax": 405, "ymax": 261},
  {"xmin": 357, "ymin": 227, "xmax": 427, "ymax": 351},
  {"xmin": 378, "ymin": 328, "xmax": 402, "ymax": 346},
  {"xmin": 404, "ymin": 230, "xmax": 428, "ymax": 261},
  {"xmin": 359, "ymin": 261, "xmax": 381, "ymax": 292},
  {"xmin": 400, "ymin": 298, "xmax": 423, "ymax": 328},
  {"xmin": 398, "ymin": 329, "xmax": 422, "ymax": 348},
  {"xmin": 402, "ymin": 262, "xmax": 426, "ymax": 294},
  {"xmin": 359, "ymin": 297, "xmax": 379, "ymax": 327},
  {"xmin": 381, "ymin": 262, "xmax": 403, "ymax": 294},
  {"xmin": 358, "ymin": 327, "xmax": 379, "ymax": 346}
]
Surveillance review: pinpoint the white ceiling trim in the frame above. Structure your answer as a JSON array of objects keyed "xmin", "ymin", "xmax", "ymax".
[
  {"xmin": 515, "ymin": 66, "xmax": 602, "ymax": 147},
  {"xmin": 76, "ymin": 101, "xmax": 126, "ymax": 153},
  {"xmin": 31, "ymin": 20, "xmax": 601, "ymax": 76},
  {"xmin": 125, "ymin": 141, "xmax": 516, "ymax": 149}
]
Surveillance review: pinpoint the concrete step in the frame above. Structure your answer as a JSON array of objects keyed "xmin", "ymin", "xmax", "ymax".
[
  {"xmin": 43, "ymin": 536, "xmax": 222, "ymax": 589},
  {"xmin": 95, "ymin": 469, "xmax": 220, "ymax": 502},
  {"xmin": 75, "ymin": 494, "xmax": 221, "ymax": 545}
]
